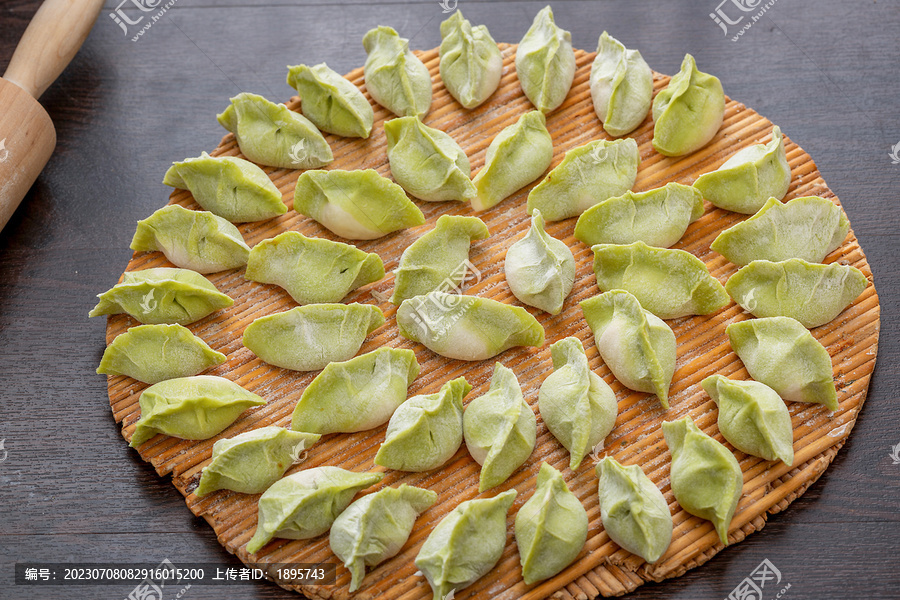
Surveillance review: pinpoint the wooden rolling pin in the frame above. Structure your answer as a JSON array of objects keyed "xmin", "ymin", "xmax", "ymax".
[{"xmin": 0, "ymin": 0, "xmax": 104, "ymax": 233}]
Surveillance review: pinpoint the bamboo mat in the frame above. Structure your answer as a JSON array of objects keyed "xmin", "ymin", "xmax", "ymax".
[{"xmin": 104, "ymin": 43, "xmax": 880, "ymax": 599}]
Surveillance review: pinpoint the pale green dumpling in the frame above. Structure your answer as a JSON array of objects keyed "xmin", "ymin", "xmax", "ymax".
[
  {"xmin": 595, "ymin": 457, "xmax": 672, "ymax": 563},
  {"xmin": 516, "ymin": 6, "xmax": 575, "ymax": 114},
  {"xmin": 662, "ymin": 416, "xmax": 743, "ymax": 545},
  {"xmin": 245, "ymin": 231, "xmax": 384, "ymax": 305},
  {"xmin": 574, "ymin": 183, "xmax": 704, "ymax": 248},
  {"xmin": 415, "ymin": 490, "xmax": 517, "ymax": 600},
  {"xmin": 196, "ymin": 426, "xmax": 321, "ymax": 496},
  {"xmin": 652, "ymin": 54, "xmax": 724, "ymax": 157},
  {"xmin": 711, "ymin": 196, "xmax": 850, "ymax": 266},
  {"xmin": 693, "ymin": 126, "xmax": 791, "ymax": 214},
  {"xmin": 528, "ymin": 138, "xmax": 640, "ymax": 222},
  {"xmin": 538, "ymin": 337, "xmax": 617, "ymax": 469},
  {"xmin": 242, "ymin": 303, "xmax": 385, "ymax": 371},
  {"xmin": 589, "ymin": 31, "xmax": 653, "ymax": 137},
  {"xmin": 391, "ymin": 215, "xmax": 489, "ymax": 304},
  {"xmin": 397, "ymin": 292, "xmax": 545, "ymax": 361},
  {"xmin": 246, "ymin": 467, "xmax": 383, "ymax": 554},
  {"xmin": 286, "ymin": 63, "xmax": 374, "ymax": 138},
  {"xmin": 471, "ymin": 110, "xmax": 553, "ymax": 211},
  {"xmin": 702, "ymin": 375, "xmax": 794, "ymax": 465},
  {"xmin": 89, "ymin": 267, "xmax": 233, "ymax": 325},
  {"xmin": 294, "ymin": 169, "xmax": 425, "ymax": 240},
  {"xmin": 363, "ymin": 26, "xmax": 432, "ymax": 118},
  {"xmin": 385, "ymin": 116, "xmax": 476, "ymax": 202},
  {"xmin": 439, "ymin": 10, "xmax": 502, "ymax": 109},
  {"xmin": 290, "ymin": 347, "xmax": 419, "ymax": 435},
  {"xmin": 580, "ymin": 290, "xmax": 676, "ymax": 408},
  {"xmin": 98, "ymin": 324, "xmax": 226, "ymax": 384},
  {"xmin": 726, "ymin": 259, "xmax": 867, "ymax": 328},
  {"xmin": 515, "ymin": 462, "xmax": 588, "ymax": 584},
  {"xmin": 217, "ymin": 92, "xmax": 333, "ymax": 170},
  {"xmin": 130, "ymin": 375, "xmax": 266, "ymax": 447},
  {"xmin": 727, "ymin": 316, "xmax": 837, "ymax": 410},
  {"xmin": 504, "ymin": 209, "xmax": 574, "ymax": 314},
  {"xmin": 463, "ymin": 364, "xmax": 536, "ymax": 492},
  {"xmin": 163, "ymin": 152, "xmax": 286, "ymax": 223},
  {"xmin": 592, "ymin": 241, "xmax": 729, "ymax": 319},
  {"xmin": 375, "ymin": 377, "xmax": 470, "ymax": 472},
  {"xmin": 330, "ymin": 485, "xmax": 437, "ymax": 592}
]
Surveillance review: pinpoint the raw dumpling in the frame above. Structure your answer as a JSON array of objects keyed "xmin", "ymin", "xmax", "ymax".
[
  {"xmin": 242, "ymin": 303, "xmax": 385, "ymax": 371},
  {"xmin": 727, "ymin": 316, "xmax": 837, "ymax": 410},
  {"xmin": 385, "ymin": 116, "xmax": 476, "ymax": 202},
  {"xmin": 589, "ymin": 31, "xmax": 653, "ymax": 137},
  {"xmin": 580, "ymin": 290, "xmax": 676, "ymax": 408},
  {"xmin": 362, "ymin": 26, "xmax": 432, "ymax": 118},
  {"xmin": 163, "ymin": 152, "xmax": 286, "ymax": 223},
  {"xmin": 701, "ymin": 375, "xmax": 794, "ymax": 465},
  {"xmin": 97, "ymin": 324, "xmax": 226, "ymax": 384},
  {"xmin": 415, "ymin": 489, "xmax": 517, "ymax": 600},
  {"xmin": 294, "ymin": 169, "xmax": 425, "ymax": 240},
  {"xmin": 693, "ymin": 126, "xmax": 791, "ymax": 214},
  {"xmin": 515, "ymin": 462, "xmax": 588, "ymax": 584},
  {"xmin": 330, "ymin": 485, "xmax": 437, "ymax": 592},
  {"xmin": 463, "ymin": 363, "xmax": 536, "ymax": 492},
  {"xmin": 595, "ymin": 457, "xmax": 672, "ymax": 563},
  {"xmin": 527, "ymin": 137, "xmax": 640, "ymax": 222},
  {"xmin": 538, "ymin": 337, "xmax": 617, "ymax": 469},
  {"xmin": 246, "ymin": 466, "xmax": 383, "ymax": 554},
  {"xmin": 591, "ymin": 241, "xmax": 729, "ymax": 319},
  {"xmin": 504, "ymin": 209, "xmax": 575, "ymax": 314},
  {"xmin": 196, "ymin": 426, "xmax": 321, "ymax": 496},
  {"xmin": 130, "ymin": 205, "xmax": 251, "ymax": 273},
  {"xmin": 662, "ymin": 416, "xmax": 743, "ymax": 545},
  {"xmin": 286, "ymin": 63, "xmax": 374, "ymax": 138},
  {"xmin": 652, "ymin": 54, "xmax": 724, "ymax": 157},
  {"xmin": 245, "ymin": 231, "xmax": 384, "ymax": 305},
  {"xmin": 89, "ymin": 267, "xmax": 233, "ymax": 325},
  {"xmin": 439, "ymin": 10, "xmax": 502, "ymax": 109},
  {"xmin": 574, "ymin": 183, "xmax": 704, "ymax": 248},
  {"xmin": 516, "ymin": 6, "xmax": 575, "ymax": 114},
  {"xmin": 374, "ymin": 377, "xmax": 470, "ymax": 472},
  {"xmin": 217, "ymin": 92, "xmax": 333, "ymax": 169},
  {"xmin": 471, "ymin": 110, "xmax": 553, "ymax": 211},
  {"xmin": 711, "ymin": 196, "xmax": 850, "ymax": 266},
  {"xmin": 290, "ymin": 347, "xmax": 419, "ymax": 434},
  {"xmin": 725, "ymin": 259, "xmax": 867, "ymax": 328},
  {"xmin": 129, "ymin": 375, "xmax": 266, "ymax": 447},
  {"xmin": 397, "ymin": 291, "xmax": 545, "ymax": 361}
]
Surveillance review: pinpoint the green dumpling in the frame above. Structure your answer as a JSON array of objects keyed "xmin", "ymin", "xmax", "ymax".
[
  {"xmin": 591, "ymin": 241, "xmax": 729, "ymax": 319},
  {"xmin": 163, "ymin": 152, "xmax": 286, "ymax": 223},
  {"xmin": 439, "ymin": 10, "xmax": 502, "ymax": 109},
  {"xmin": 294, "ymin": 169, "xmax": 425, "ymax": 240},
  {"xmin": 652, "ymin": 54, "xmax": 724, "ymax": 157},
  {"xmin": 662, "ymin": 416, "xmax": 743, "ymax": 545},
  {"xmin": 97, "ymin": 324, "xmax": 226, "ymax": 384},
  {"xmin": 129, "ymin": 375, "xmax": 266, "ymax": 447},
  {"xmin": 290, "ymin": 347, "xmax": 419, "ymax": 435},
  {"xmin": 463, "ymin": 364, "xmax": 536, "ymax": 492},
  {"xmin": 245, "ymin": 231, "xmax": 384, "ymax": 305},
  {"xmin": 397, "ymin": 291, "xmax": 545, "ymax": 361},
  {"xmin": 505, "ymin": 209, "xmax": 574, "ymax": 314},
  {"xmin": 589, "ymin": 31, "xmax": 653, "ymax": 137},
  {"xmin": 242, "ymin": 303, "xmax": 385, "ymax": 371},
  {"xmin": 527, "ymin": 138, "xmax": 640, "ymax": 222},
  {"xmin": 385, "ymin": 116, "xmax": 476, "ymax": 202},
  {"xmin": 286, "ymin": 62, "xmax": 374, "ymax": 138},
  {"xmin": 363, "ymin": 25, "xmax": 432, "ymax": 118},
  {"xmin": 89, "ymin": 267, "xmax": 233, "ymax": 325},
  {"xmin": 515, "ymin": 6, "xmax": 575, "ymax": 114},
  {"xmin": 217, "ymin": 92, "xmax": 333, "ymax": 170},
  {"xmin": 374, "ymin": 377, "xmax": 470, "ymax": 472},
  {"xmin": 196, "ymin": 426, "xmax": 321, "ymax": 496}
]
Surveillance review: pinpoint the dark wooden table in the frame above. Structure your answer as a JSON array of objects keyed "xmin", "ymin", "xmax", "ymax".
[{"xmin": 1, "ymin": 1, "xmax": 898, "ymax": 598}]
